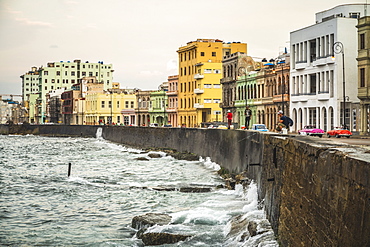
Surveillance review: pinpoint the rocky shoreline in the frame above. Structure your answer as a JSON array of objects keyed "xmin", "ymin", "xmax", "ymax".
[{"xmin": 130, "ymin": 147, "xmax": 268, "ymax": 246}]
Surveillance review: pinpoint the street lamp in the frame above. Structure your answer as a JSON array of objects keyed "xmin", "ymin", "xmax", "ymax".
[{"xmin": 333, "ymin": 41, "xmax": 346, "ymax": 129}]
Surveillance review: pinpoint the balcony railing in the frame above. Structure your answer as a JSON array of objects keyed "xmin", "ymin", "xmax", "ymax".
[
  {"xmin": 194, "ymin": 74, "xmax": 204, "ymax": 79},
  {"xmin": 194, "ymin": 88, "xmax": 204, "ymax": 94},
  {"xmin": 194, "ymin": 103, "xmax": 204, "ymax": 108}
]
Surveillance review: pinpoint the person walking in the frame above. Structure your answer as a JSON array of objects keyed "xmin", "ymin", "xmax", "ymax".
[
  {"xmin": 244, "ymin": 106, "xmax": 252, "ymax": 130},
  {"xmin": 227, "ymin": 110, "xmax": 233, "ymax": 129}
]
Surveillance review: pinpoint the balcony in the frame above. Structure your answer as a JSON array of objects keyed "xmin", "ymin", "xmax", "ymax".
[
  {"xmin": 166, "ymin": 91, "xmax": 177, "ymax": 96},
  {"xmin": 194, "ymin": 103, "xmax": 204, "ymax": 108},
  {"xmin": 318, "ymin": 91, "xmax": 330, "ymax": 101},
  {"xmin": 194, "ymin": 88, "xmax": 204, "ymax": 94},
  {"xmin": 313, "ymin": 57, "xmax": 327, "ymax": 66},
  {"xmin": 295, "ymin": 61, "xmax": 307, "ymax": 70},
  {"xmin": 194, "ymin": 74, "xmax": 204, "ymax": 79}
]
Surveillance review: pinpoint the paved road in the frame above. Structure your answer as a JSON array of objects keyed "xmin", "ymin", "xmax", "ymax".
[{"xmin": 297, "ymin": 134, "xmax": 370, "ymax": 147}]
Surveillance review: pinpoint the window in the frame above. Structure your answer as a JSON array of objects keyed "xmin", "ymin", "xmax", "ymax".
[
  {"xmin": 117, "ymin": 116, "xmax": 120, "ymax": 123},
  {"xmin": 213, "ymin": 84, "xmax": 221, "ymax": 88},
  {"xmin": 89, "ymin": 72, "xmax": 93, "ymax": 76},
  {"xmin": 204, "ymin": 84, "xmax": 212, "ymax": 88},
  {"xmin": 117, "ymin": 101, "xmax": 120, "ymax": 108},
  {"xmin": 125, "ymin": 101, "xmax": 129, "ymax": 108},
  {"xmin": 124, "ymin": 116, "xmax": 129, "ymax": 125},
  {"xmin": 108, "ymin": 101, "xmax": 112, "ymax": 108},
  {"xmin": 204, "ymin": 99, "xmax": 212, "ymax": 103},
  {"xmin": 45, "ymin": 79, "xmax": 48, "ymax": 83},
  {"xmin": 101, "ymin": 101, "xmax": 105, "ymax": 108},
  {"xmin": 360, "ymin": 68, "xmax": 365, "ymax": 87},
  {"xmin": 214, "ymin": 99, "xmax": 221, "ymax": 103},
  {"xmin": 349, "ymin": 12, "xmax": 360, "ymax": 19},
  {"xmin": 82, "ymin": 72, "xmax": 86, "ymax": 76},
  {"xmin": 71, "ymin": 71, "xmax": 75, "ymax": 76},
  {"xmin": 360, "ymin": 33, "xmax": 365, "ymax": 50},
  {"xmin": 212, "ymin": 52, "xmax": 216, "ymax": 57},
  {"xmin": 65, "ymin": 71, "xmax": 68, "ymax": 76},
  {"xmin": 214, "ymin": 69, "xmax": 221, "ymax": 74},
  {"xmin": 44, "ymin": 71, "xmax": 48, "ymax": 75},
  {"xmin": 200, "ymin": 52, "xmax": 205, "ymax": 56},
  {"xmin": 56, "ymin": 71, "xmax": 60, "ymax": 76},
  {"xmin": 204, "ymin": 69, "xmax": 212, "ymax": 74},
  {"xmin": 96, "ymin": 72, "xmax": 98, "ymax": 76},
  {"xmin": 131, "ymin": 101, "xmax": 134, "ymax": 108},
  {"xmin": 51, "ymin": 79, "xmax": 55, "ymax": 83}
]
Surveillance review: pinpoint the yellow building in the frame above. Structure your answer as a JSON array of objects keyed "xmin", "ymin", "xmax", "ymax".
[
  {"xmin": 177, "ymin": 39, "xmax": 247, "ymax": 127},
  {"xmin": 85, "ymin": 89, "xmax": 136, "ymax": 125}
]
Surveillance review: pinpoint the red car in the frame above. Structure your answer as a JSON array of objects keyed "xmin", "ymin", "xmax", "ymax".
[{"xmin": 327, "ymin": 127, "xmax": 352, "ymax": 138}]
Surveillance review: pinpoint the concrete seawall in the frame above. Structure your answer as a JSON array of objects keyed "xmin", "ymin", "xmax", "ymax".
[{"xmin": 2, "ymin": 124, "xmax": 369, "ymax": 246}]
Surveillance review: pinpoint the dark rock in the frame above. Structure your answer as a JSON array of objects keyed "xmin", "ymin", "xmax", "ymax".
[
  {"xmin": 179, "ymin": 187, "xmax": 212, "ymax": 193},
  {"xmin": 132, "ymin": 213, "xmax": 172, "ymax": 230},
  {"xmin": 141, "ymin": 232, "xmax": 191, "ymax": 246},
  {"xmin": 247, "ymin": 221, "xmax": 258, "ymax": 237},
  {"xmin": 135, "ymin": 157, "xmax": 149, "ymax": 161},
  {"xmin": 151, "ymin": 186, "xmax": 176, "ymax": 191},
  {"xmin": 148, "ymin": 153, "xmax": 162, "ymax": 158},
  {"xmin": 227, "ymin": 215, "xmax": 248, "ymax": 237},
  {"xmin": 225, "ymin": 178, "xmax": 236, "ymax": 190},
  {"xmin": 169, "ymin": 152, "xmax": 199, "ymax": 161}
]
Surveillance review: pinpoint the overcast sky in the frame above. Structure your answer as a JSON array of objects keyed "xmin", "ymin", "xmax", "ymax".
[{"xmin": 0, "ymin": 0, "xmax": 366, "ymax": 95}]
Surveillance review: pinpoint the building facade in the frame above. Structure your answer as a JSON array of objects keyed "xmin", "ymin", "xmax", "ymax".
[
  {"xmin": 166, "ymin": 75, "xmax": 178, "ymax": 127},
  {"xmin": 290, "ymin": 4, "xmax": 369, "ymax": 132},
  {"xmin": 21, "ymin": 59, "xmax": 114, "ymax": 124},
  {"xmin": 177, "ymin": 39, "xmax": 247, "ymax": 127},
  {"xmin": 136, "ymin": 90, "xmax": 154, "ymax": 126},
  {"xmin": 357, "ymin": 16, "xmax": 370, "ymax": 134}
]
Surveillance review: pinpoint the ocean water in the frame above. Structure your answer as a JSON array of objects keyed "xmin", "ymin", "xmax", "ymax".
[{"xmin": 0, "ymin": 134, "xmax": 278, "ymax": 246}]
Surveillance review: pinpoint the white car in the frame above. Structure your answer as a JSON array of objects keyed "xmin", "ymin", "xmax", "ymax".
[
  {"xmin": 251, "ymin": 124, "xmax": 268, "ymax": 131},
  {"xmin": 149, "ymin": 123, "xmax": 159, "ymax": 127}
]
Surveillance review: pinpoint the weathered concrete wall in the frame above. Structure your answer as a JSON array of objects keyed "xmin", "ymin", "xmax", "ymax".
[
  {"xmin": 2, "ymin": 124, "xmax": 370, "ymax": 246},
  {"xmin": 262, "ymin": 136, "xmax": 370, "ymax": 247}
]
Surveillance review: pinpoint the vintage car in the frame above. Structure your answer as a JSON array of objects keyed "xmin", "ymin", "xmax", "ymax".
[
  {"xmin": 251, "ymin": 124, "xmax": 268, "ymax": 131},
  {"xmin": 298, "ymin": 125, "xmax": 325, "ymax": 137},
  {"xmin": 327, "ymin": 127, "xmax": 352, "ymax": 138}
]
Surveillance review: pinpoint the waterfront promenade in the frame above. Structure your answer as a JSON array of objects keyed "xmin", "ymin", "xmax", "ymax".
[{"xmin": 1, "ymin": 124, "xmax": 369, "ymax": 247}]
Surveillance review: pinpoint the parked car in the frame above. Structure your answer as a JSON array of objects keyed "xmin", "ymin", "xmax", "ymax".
[
  {"xmin": 327, "ymin": 127, "xmax": 352, "ymax": 138},
  {"xmin": 149, "ymin": 123, "xmax": 159, "ymax": 127},
  {"xmin": 298, "ymin": 125, "xmax": 324, "ymax": 137},
  {"xmin": 251, "ymin": 124, "xmax": 268, "ymax": 131}
]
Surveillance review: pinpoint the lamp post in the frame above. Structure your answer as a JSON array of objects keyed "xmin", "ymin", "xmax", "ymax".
[{"xmin": 333, "ymin": 41, "xmax": 346, "ymax": 129}]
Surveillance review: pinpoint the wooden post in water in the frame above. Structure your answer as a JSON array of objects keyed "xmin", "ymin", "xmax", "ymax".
[{"xmin": 68, "ymin": 163, "xmax": 72, "ymax": 177}]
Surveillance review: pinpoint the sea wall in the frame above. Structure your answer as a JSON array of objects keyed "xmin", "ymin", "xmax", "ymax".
[{"xmin": 2, "ymin": 124, "xmax": 369, "ymax": 246}]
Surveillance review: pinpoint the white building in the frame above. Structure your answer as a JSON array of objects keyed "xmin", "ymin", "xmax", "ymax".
[
  {"xmin": 290, "ymin": 4, "xmax": 369, "ymax": 132},
  {"xmin": 21, "ymin": 59, "xmax": 114, "ymax": 123}
]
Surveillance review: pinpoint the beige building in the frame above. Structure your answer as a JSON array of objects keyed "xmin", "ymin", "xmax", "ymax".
[
  {"xmin": 357, "ymin": 16, "xmax": 370, "ymax": 134},
  {"xmin": 166, "ymin": 75, "xmax": 179, "ymax": 127}
]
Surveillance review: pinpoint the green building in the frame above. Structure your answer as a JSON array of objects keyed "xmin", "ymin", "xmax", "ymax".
[{"xmin": 149, "ymin": 90, "xmax": 168, "ymax": 126}]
